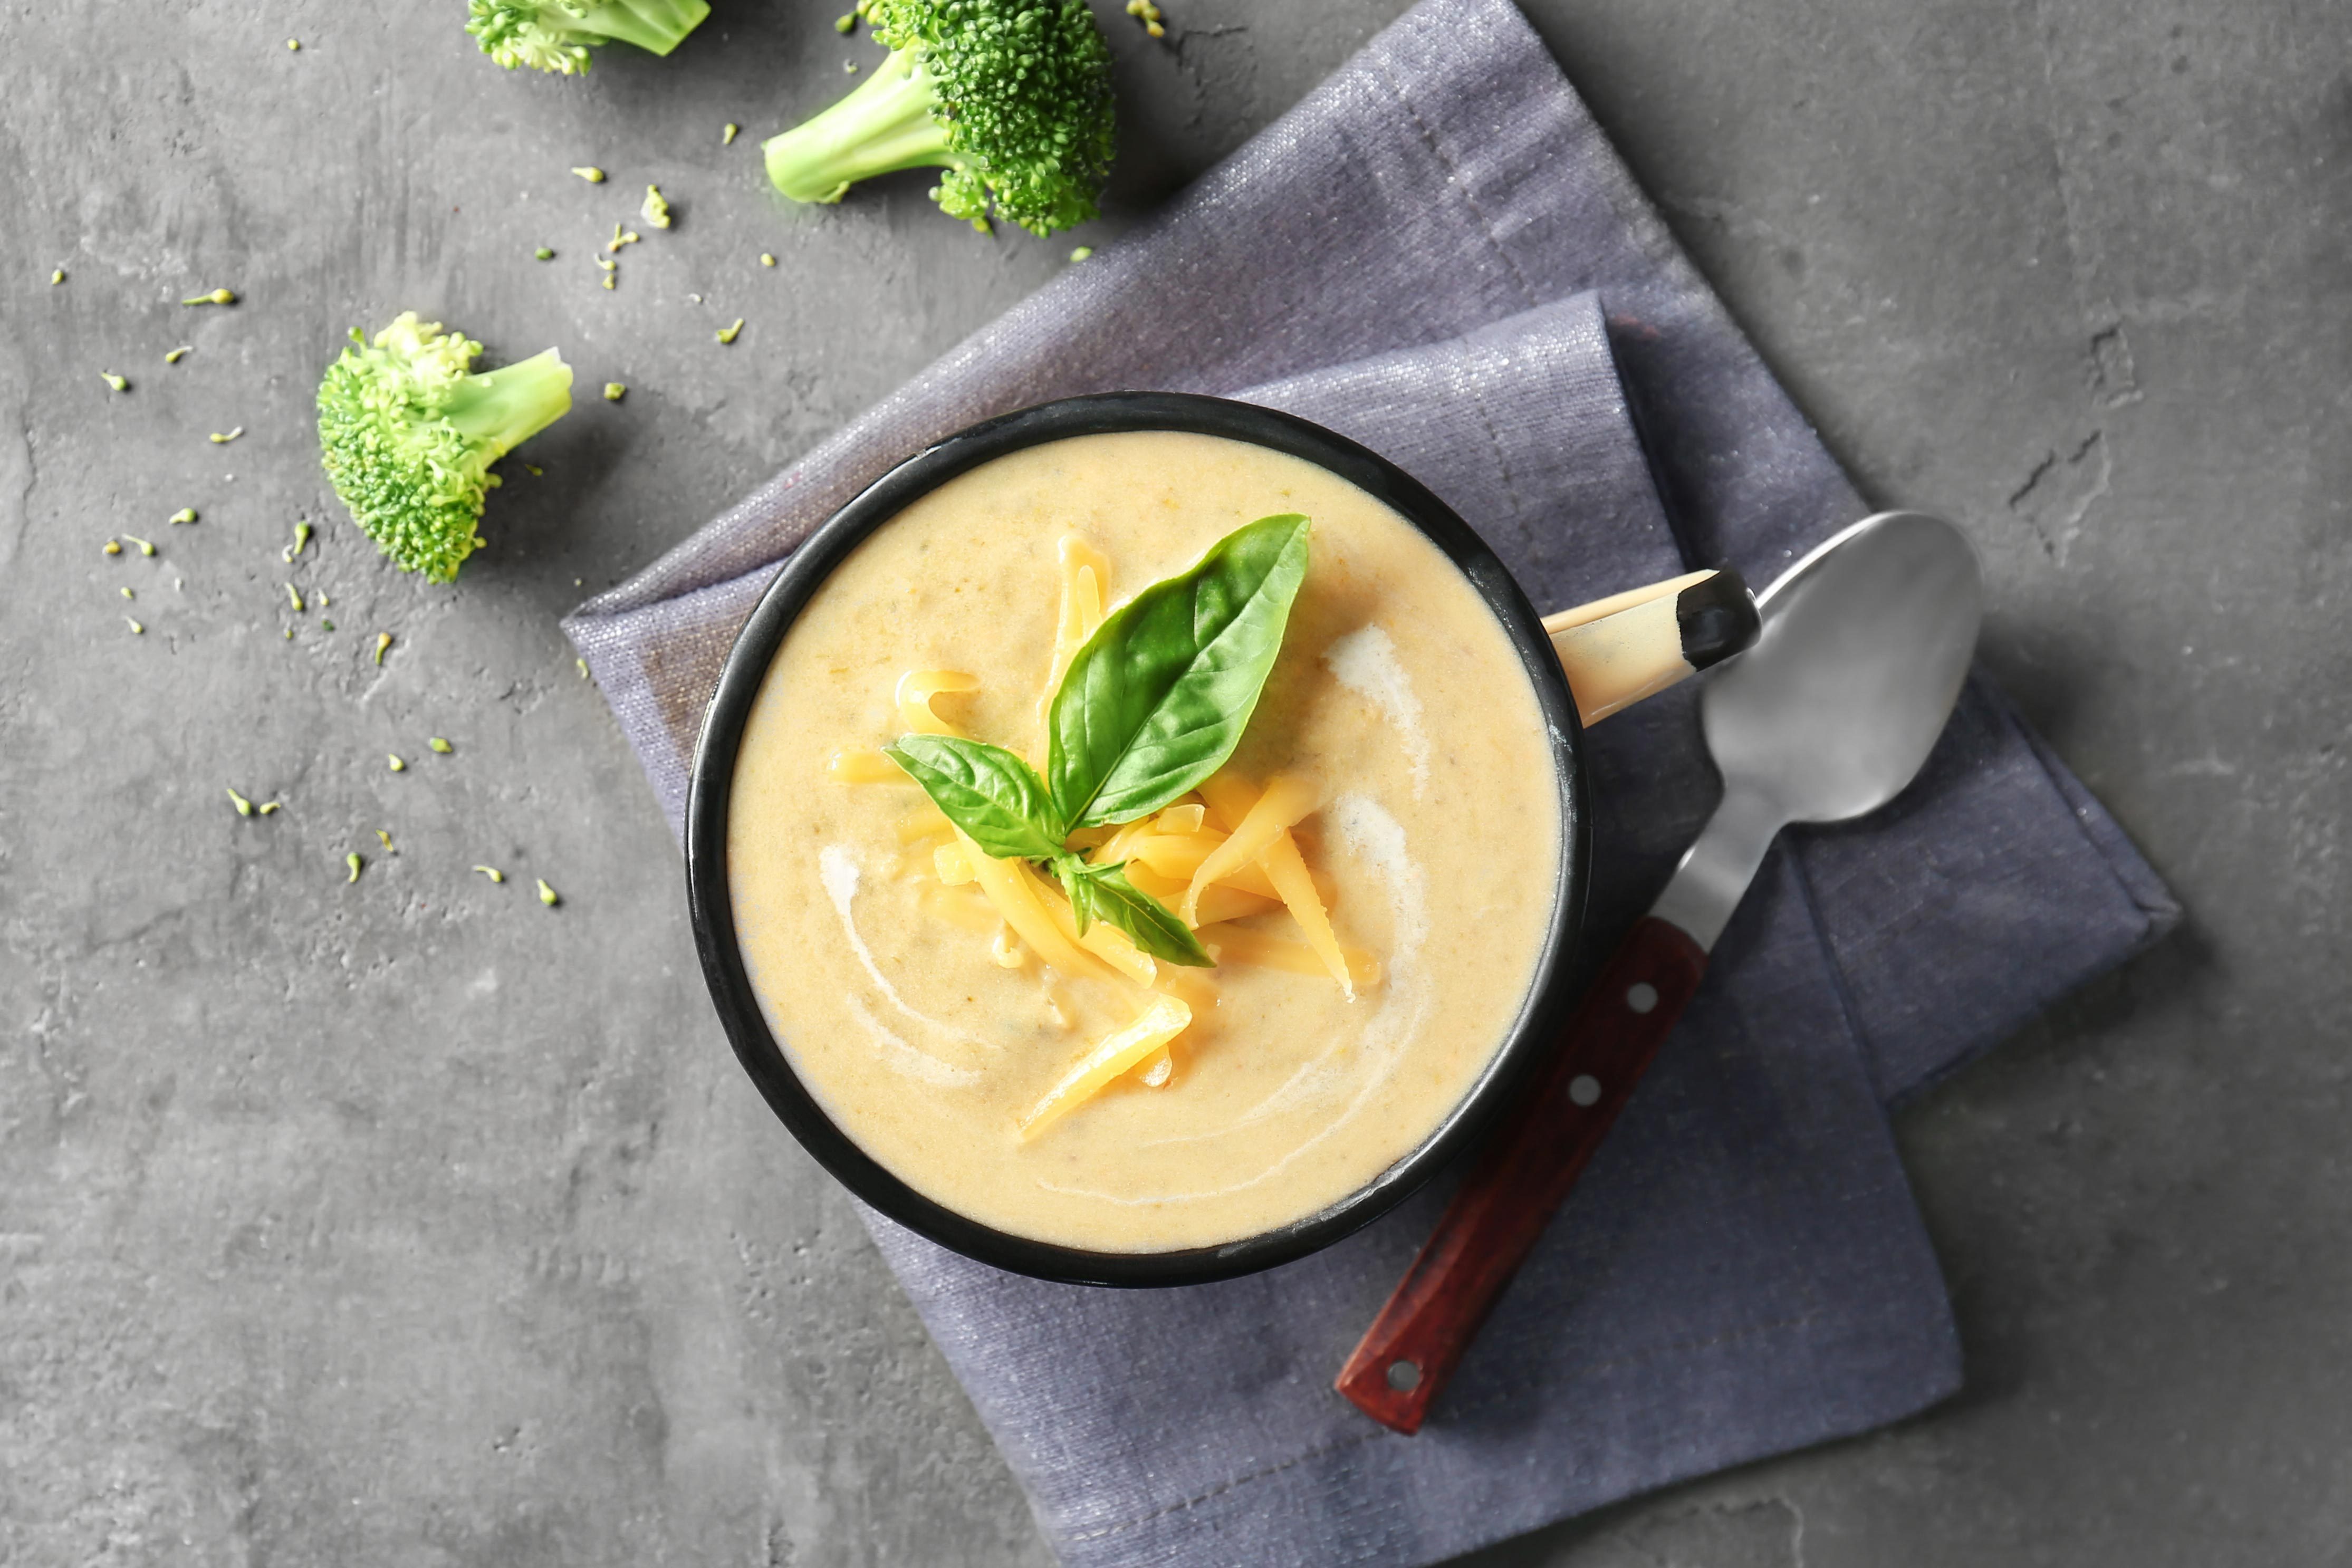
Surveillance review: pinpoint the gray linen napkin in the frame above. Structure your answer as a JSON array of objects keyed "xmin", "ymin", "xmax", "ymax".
[{"xmin": 562, "ymin": 1, "xmax": 2180, "ymax": 1562}]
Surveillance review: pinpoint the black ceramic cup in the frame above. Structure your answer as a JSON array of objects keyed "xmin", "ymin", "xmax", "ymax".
[{"xmin": 686, "ymin": 391, "xmax": 1725, "ymax": 1288}]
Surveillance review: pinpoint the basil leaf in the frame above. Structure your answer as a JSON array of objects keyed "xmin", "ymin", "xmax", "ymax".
[
  {"xmin": 1065, "ymin": 860, "xmax": 1215, "ymax": 968},
  {"xmin": 884, "ymin": 735, "xmax": 1065, "ymax": 861},
  {"xmin": 1048, "ymin": 514, "xmax": 1311, "ymax": 829}
]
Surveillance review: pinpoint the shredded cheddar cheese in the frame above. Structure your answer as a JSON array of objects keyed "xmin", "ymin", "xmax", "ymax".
[
  {"xmin": 897, "ymin": 669, "xmax": 979, "ymax": 736},
  {"xmin": 1182, "ymin": 773, "xmax": 1318, "ymax": 924},
  {"xmin": 1043, "ymin": 534, "xmax": 1111, "ymax": 712},
  {"xmin": 829, "ymin": 747, "xmax": 905, "ymax": 783},
  {"xmin": 1018, "ymin": 995, "xmax": 1193, "ymax": 1142}
]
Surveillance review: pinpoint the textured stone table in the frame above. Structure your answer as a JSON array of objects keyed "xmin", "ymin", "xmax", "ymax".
[{"xmin": 0, "ymin": 2, "xmax": 2338, "ymax": 1563}]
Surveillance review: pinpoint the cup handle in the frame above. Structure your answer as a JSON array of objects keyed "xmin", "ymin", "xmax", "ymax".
[{"xmin": 1543, "ymin": 568, "xmax": 1758, "ymax": 726}]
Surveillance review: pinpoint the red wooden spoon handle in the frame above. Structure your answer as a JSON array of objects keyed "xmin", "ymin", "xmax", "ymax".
[{"xmin": 1335, "ymin": 915, "xmax": 1709, "ymax": 1434}]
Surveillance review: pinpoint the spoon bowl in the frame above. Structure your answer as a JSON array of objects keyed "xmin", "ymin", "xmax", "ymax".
[
  {"xmin": 1654, "ymin": 512, "xmax": 1983, "ymax": 948},
  {"xmin": 1707, "ymin": 511, "xmax": 1984, "ymax": 825}
]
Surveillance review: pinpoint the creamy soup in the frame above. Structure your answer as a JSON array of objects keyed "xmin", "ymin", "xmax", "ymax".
[{"xmin": 727, "ymin": 430, "xmax": 1561, "ymax": 1253}]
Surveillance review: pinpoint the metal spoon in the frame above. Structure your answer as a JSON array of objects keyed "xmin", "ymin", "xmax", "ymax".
[{"xmin": 1336, "ymin": 511, "xmax": 1984, "ymax": 1434}]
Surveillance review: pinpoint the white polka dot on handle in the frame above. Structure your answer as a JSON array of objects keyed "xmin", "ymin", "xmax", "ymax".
[{"xmin": 1626, "ymin": 982, "xmax": 1658, "ymax": 1014}]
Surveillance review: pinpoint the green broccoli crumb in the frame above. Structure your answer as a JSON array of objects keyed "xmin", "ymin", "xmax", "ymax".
[
  {"xmin": 723, "ymin": 122, "xmax": 740, "ymax": 143},
  {"xmin": 170, "ymin": 508, "xmax": 196, "ymax": 525},
  {"xmin": 165, "ymin": 345, "xmax": 191, "ymax": 363},
  {"xmin": 604, "ymin": 382, "xmax": 626, "ymax": 402},
  {"xmin": 641, "ymin": 186, "xmax": 673, "ymax": 229},
  {"xmin": 101, "ymin": 372, "xmax": 128, "ymax": 392},
  {"xmin": 346, "ymin": 852, "xmax": 364, "ymax": 883},
  {"xmin": 716, "ymin": 318, "xmax": 744, "ymax": 344},
  {"xmin": 1069, "ymin": 245, "xmax": 1092, "ymax": 261},
  {"xmin": 50, "ymin": 268, "xmax": 65, "ymax": 285},
  {"xmin": 183, "ymin": 288, "xmax": 237, "ymax": 306},
  {"xmin": 375, "ymin": 631, "xmax": 392, "ymax": 664},
  {"xmin": 258, "ymin": 801, "xmax": 280, "ymax": 815},
  {"xmin": 388, "ymin": 754, "xmax": 406, "ymax": 772},
  {"xmin": 475, "ymin": 865, "xmax": 506, "ymax": 882},
  {"xmin": 535, "ymin": 246, "xmax": 555, "ymax": 261},
  {"xmin": 126, "ymin": 536, "xmax": 155, "ymax": 556},
  {"xmin": 429, "ymin": 737, "xmax": 453, "ymax": 754},
  {"xmin": 572, "ymin": 166, "xmax": 607, "ymax": 182},
  {"xmin": 537, "ymin": 878, "xmax": 560, "ymax": 907},
  {"xmin": 104, "ymin": 539, "xmax": 122, "ymax": 555},
  {"xmin": 227, "ymin": 786, "xmax": 255, "ymax": 817},
  {"xmin": 120, "ymin": 587, "xmax": 134, "ymax": 600},
  {"xmin": 210, "ymin": 427, "xmax": 243, "ymax": 444},
  {"xmin": 126, "ymin": 617, "xmax": 143, "ymax": 634}
]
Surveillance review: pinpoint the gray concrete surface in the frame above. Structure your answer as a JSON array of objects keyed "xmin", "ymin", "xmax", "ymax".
[{"xmin": 0, "ymin": 0, "xmax": 2340, "ymax": 1562}]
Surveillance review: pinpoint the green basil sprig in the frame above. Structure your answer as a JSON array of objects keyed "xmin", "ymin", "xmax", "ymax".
[{"xmin": 883, "ymin": 513, "xmax": 1312, "ymax": 970}]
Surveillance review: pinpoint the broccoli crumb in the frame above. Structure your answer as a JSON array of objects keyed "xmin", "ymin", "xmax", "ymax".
[
  {"xmin": 602, "ymin": 272, "xmax": 617, "ymax": 291},
  {"xmin": 716, "ymin": 318, "xmax": 744, "ymax": 344},
  {"xmin": 836, "ymin": 12, "xmax": 855, "ymax": 31},
  {"xmin": 210, "ymin": 427, "xmax": 243, "ymax": 444},
  {"xmin": 388, "ymin": 754, "xmax": 406, "ymax": 772},
  {"xmin": 1125, "ymin": 0, "xmax": 1166, "ymax": 37},
  {"xmin": 258, "ymin": 801, "xmax": 280, "ymax": 815},
  {"xmin": 284, "ymin": 522, "xmax": 312, "ymax": 561},
  {"xmin": 170, "ymin": 508, "xmax": 197, "ymax": 525},
  {"xmin": 1069, "ymin": 246, "xmax": 1093, "ymax": 261},
  {"xmin": 286, "ymin": 37, "xmax": 300, "ymax": 50},
  {"xmin": 226, "ymin": 786, "xmax": 255, "ymax": 817},
  {"xmin": 760, "ymin": 252, "xmax": 776, "ymax": 267},
  {"xmin": 121, "ymin": 587, "xmax": 134, "ymax": 600},
  {"xmin": 286, "ymin": 583, "xmax": 305, "ymax": 612},
  {"xmin": 374, "ymin": 632, "xmax": 392, "ymax": 665},
  {"xmin": 641, "ymin": 186, "xmax": 672, "ymax": 229},
  {"xmin": 126, "ymin": 617, "xmax": 143, "ymax": 634},
  {"xmin": 603, "ymin": 382, "xmax": 626, "ymax": 402},
  {"xmin": 104, "ymin": 539, "xmax": 122, "ymax": 556},
  {"xmin": 537, "ymin": 878, "xmax": 560, "ymax": 907},
  {"xmin": 723, "ymin": 122, "xmax": 740, "ymax": 144},
  {"xmin": 577, "ymin": 657, "xmax": 590, "ymax": 679},
  {"xmin": 50, "ymin": 268, "xmax": 65, "ymax": 285},
  {"xmin": 843, "ymin": 60, "xmax": 858, "ymax": 73},
  {"xmin": 428, "ymin": 737, "xmax": 453, "ymax": 754},
  {"xmin": 183, "ymin": 288, "xmax": 237, "ymax": 306},
  {"xmin": 572, "ymin": 166, "xmax": 606, "ymax": 183},
  {"xmin": 535, "ymin": 246, "xmax": 555, "ymax": 261},
  {"xmin": 321, "ymin": 619, "xmax": 335, "ymax": 631},
  {"xmin": 346, "ymin": 852, "xmax": 364, "ymax": 883},
  {"xmin": 606, "ymin": 225, "xmax": 639, "ymax": 253},
  {"xmin": 377, "ymin": 829, "xmax": 396, "ymax": 853},
  {"xmin": 165, "ymin": 345, "xmax": 192, "ymax": 363},
  {"xmin": 475, "ymin": 865, "xmax": 506, "ymax": 883},
  {"xmin": 101, "ymin": 372, "xmax": 128, "ymax": 392},
  {"xmin": 126, "ymin": 536, "xmax": 156, "ymax": 556}
]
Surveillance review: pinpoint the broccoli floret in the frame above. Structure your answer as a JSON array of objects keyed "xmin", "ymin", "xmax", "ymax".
[
  {"xmin": 467, "ymin": 0, "xmax": 711, "ymax": 75},
  {"xmin": 317, "ymin": 313, "xmax": 573, "ymax": 584},
  {"xmin": 763, "ymin": 0, "xmax": 1115, "ymax": 237}
]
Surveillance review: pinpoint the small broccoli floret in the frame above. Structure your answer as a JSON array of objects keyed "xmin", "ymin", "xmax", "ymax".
[
  {"xmin": 317, "ymin": 313, "xmax": 573, "ymax": 584},
  {"xmin": 467, "ymin": 0, "xmax": 711, "ymax": 75},
  {"xmin": 763, "ymin": 0, "xmax": 1115, "ymax": 237}
]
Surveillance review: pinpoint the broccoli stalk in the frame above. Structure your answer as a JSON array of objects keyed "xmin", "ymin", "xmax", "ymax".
[
  {"xmin": 467, "ymin": 0, "xmax": 711, "ymax": 75},
  {"xmin": 317, "ymin": 314, "xmax": 573, "ymax": 584},
  {"xmin": 763, "ymin": 0, "xmax": 1116, "ymax": 238}
]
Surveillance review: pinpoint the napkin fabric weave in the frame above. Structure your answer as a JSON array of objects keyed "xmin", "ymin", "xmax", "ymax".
[{"xmin": 563, "ymin": 3, "xmax": 2178, "ymax": 1563}]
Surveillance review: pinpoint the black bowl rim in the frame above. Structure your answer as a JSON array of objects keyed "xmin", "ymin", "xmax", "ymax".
[{"xmin": 685, "ymin": 391, "xmax": 1592, "ymax": 1288}]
